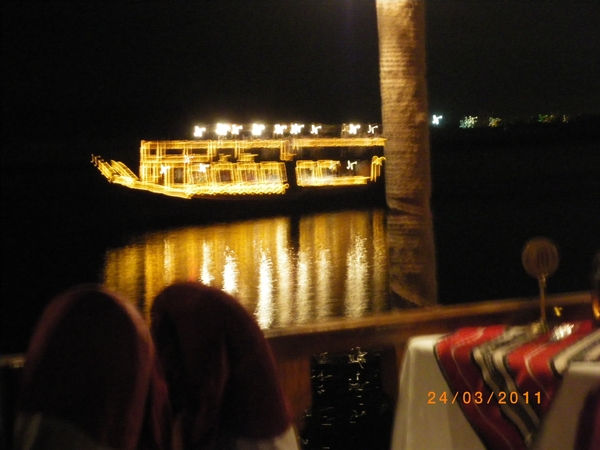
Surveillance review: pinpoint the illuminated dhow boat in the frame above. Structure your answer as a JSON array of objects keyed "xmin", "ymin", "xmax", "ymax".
[{"xmin": 92, "ymin": 122, "xmax": 385, "ymax": 199}]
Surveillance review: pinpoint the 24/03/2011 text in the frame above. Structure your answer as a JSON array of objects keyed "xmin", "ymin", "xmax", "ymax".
[{"xmin": 428, "ymin": 391, "xmax": 541, "ymax": 405}]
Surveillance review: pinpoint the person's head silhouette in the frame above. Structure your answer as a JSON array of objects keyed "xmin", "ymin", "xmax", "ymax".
[
  {"xmin": 14, "ymin": 284, "xmax": 171, "ymax": 449},
  {"xmin": 151, "ymin": 281, "xmax": 297, "ymax": 449}
]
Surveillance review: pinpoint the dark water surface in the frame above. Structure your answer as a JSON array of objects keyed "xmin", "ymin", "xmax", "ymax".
[{"xmin": 2, "ymin": 132, "xmax": 599, "ymax": 354}]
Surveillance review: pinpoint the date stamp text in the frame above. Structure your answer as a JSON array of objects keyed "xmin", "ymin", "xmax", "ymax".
[{"xmin": 428, "ymin": 391, "xmax": 541, "ymax": 405}]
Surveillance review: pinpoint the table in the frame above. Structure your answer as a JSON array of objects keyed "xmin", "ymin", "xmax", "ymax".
[
  {"xmin": 391, "ymin": 322, "xmax": 600, "ymax": 450},
  {"xmin": 391, "ymin": 334, "xmax": 484, "ymax": 450},
  {"xmin": 531, "ymin": 362, "xmax": 600, "ymax": 450}
]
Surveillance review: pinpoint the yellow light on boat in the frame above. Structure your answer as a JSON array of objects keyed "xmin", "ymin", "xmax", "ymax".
[
  {"xmin": 348, "ymin": 123, "xmax": 361, "ymax": 135},
  {"xmin": 290, "ymin": 123, "xmax": 304, "ymax": 135},
  {"xmin": 274, "ymin": 124, "xmax": 287, "ymax": 135},
  {"xmin": 216, "ymin": 123, "xmax": 231, "ymax": 136},
  {"xmin": 251, "ymin": 123, "xmax": 265, "ymax": 136},
  {"xmin": 368, "ymin": 124, "xmax": 378, "ymax": 134},
  {"xmin": 92, "ymin": 126, "xmax": 386, "ymax": 200},
  {"xmin": 194, "ymin": 126, "xmax": 206, "ymax": 137}
]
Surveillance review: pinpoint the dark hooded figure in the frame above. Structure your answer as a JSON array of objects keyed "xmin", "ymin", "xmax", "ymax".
[
  {"xmin": 13, "ymin": 284, "xmax": 171, "ymax": 450},
  {"xmin": 150, "ymin": 281, "xmax": 298, "ymax": 450}
]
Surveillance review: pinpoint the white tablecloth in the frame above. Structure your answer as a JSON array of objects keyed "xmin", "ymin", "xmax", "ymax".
[
  {"xmin": 391, "ymin": 334, "xmax": 484, "ymax": 450},
  {"xmin": 531, "ymin": 362, "xmax": 600, "ymax": 450},
  {"xmin": 391, "ymin": 334, "xmax": 600, "ymax": 450}
]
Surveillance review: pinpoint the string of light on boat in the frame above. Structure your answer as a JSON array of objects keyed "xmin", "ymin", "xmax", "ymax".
[
  {"xmin": 193, "ymin": 123, "xmax": 381, "ymax": 139},
  {"xmin": 91, "ymin": 121, "xmax": 386, "ymax": 199}
]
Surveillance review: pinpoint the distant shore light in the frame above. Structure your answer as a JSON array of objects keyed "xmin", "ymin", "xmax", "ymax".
[{"xmin": 460, "ymin": 116, "xmax": 477, "ymax": 129}]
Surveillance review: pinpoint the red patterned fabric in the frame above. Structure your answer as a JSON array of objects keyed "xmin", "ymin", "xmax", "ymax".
[{"xmin": 435, "ymin": 321, "xmax": 600, "ymax": 450}]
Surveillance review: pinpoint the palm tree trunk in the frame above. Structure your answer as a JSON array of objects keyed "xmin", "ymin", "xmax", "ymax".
[{"xmin": 376, "ymin": 0, "xmax": 437, "ymax": 306}]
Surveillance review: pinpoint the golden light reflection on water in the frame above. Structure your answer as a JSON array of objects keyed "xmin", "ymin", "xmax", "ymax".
[{"xmin": 102, "ymin": 209, "xmax": 390, "ymax": 328}]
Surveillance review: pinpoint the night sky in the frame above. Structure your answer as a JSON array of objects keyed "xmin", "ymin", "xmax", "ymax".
[
  {"xmin": 2, "ymin": 1, "xmax": 600, "ymax": 144},
  {"xmin": 2, "ymin": 1, "xmax": 600, "ymax": 355}
]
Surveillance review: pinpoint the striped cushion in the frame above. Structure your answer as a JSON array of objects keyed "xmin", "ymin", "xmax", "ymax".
[{"xmin": 435, "ymin": 321, "xmax": 600, "ymax": 450}]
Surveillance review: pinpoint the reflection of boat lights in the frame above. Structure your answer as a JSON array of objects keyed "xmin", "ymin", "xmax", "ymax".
[
  {"xmin": 102, "ymin": 210, "xmax": 390, "ymax": 330},
  {"xmin": 290, "ymin": 123, "xmax": 304, "ymax": 135},
  {"xmin": 372, "ymin": 209, "xmax": 388, "ymax": 312},
  {"xmin": 251, "ymin": 123, "xmax": 265, "ymax": 136},
  {"xmin": 296, "ymin": 251, "xmax": 311, "ymax": 324},
  {"xmin": 194, "ymin": 126, "xmax": 206, "ymax": 137},
  {"xmin": 256, "ymin": 248, "xmax": 273, "ymax": 328},
  {"xmin": 201, "ymin": 242, "xmax": 214, "ymax": 285},
  {"xmin": 316, "ymin": 248, "xmax": 331, "ymax": 320},
  {"xmin": 276, "ymin": 224, "xmax": 293, "ymax": 327},
  {"xmin": 345, "ymin": 236, "xmax": 368, "ymax": 319},
  {"xmin": 163, "ymin": 238, "xmax": 175, "ymax": 286},
  {"xmin": 222, "ymin": 247, "xmax": 238, "ymax": 294}
]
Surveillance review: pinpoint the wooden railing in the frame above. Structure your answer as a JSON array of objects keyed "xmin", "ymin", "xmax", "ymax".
[
  {"xmin": 1, "ymin": 291, "xmax": 593, "ymax": 438},
  {"xmin": 264, "ymin": 291, "xmax": 594, "ymax": 430}
]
